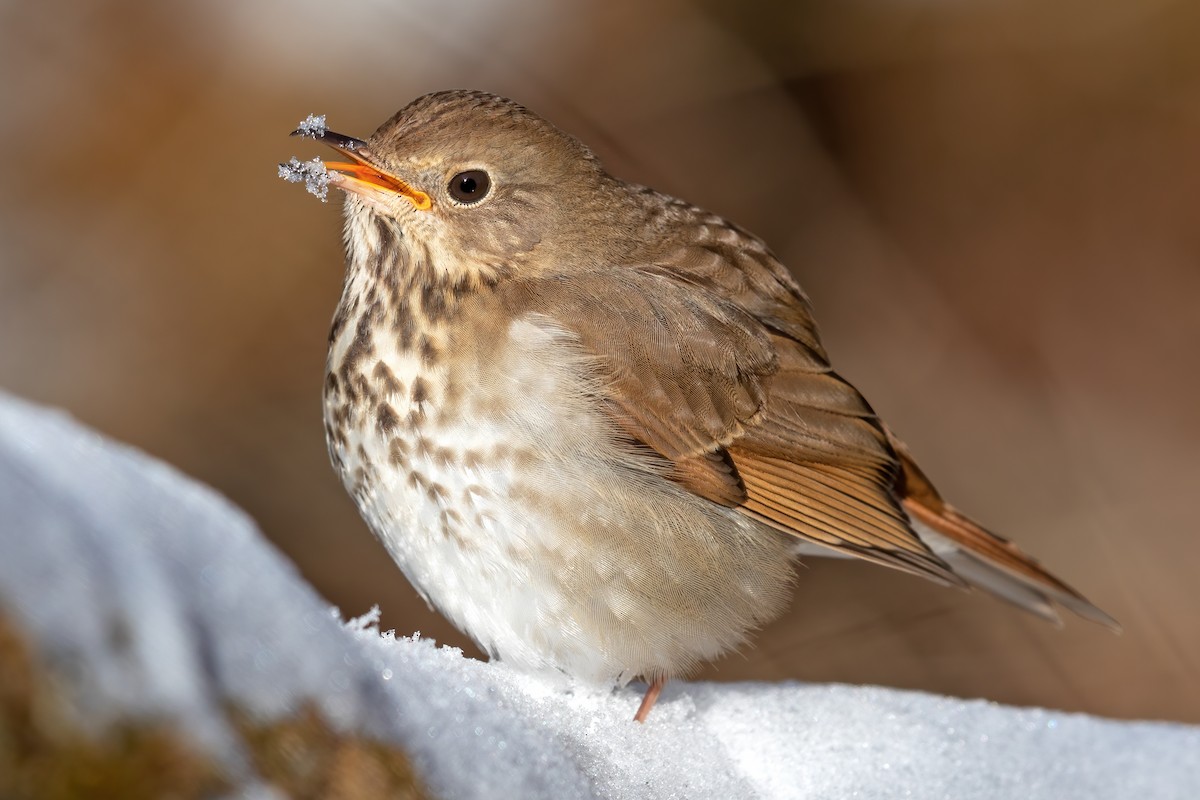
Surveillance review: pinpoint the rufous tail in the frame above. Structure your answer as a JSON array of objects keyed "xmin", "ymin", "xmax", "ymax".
[{"xmin": 890, "ymin": 432, "xmax": 1120, "ymax": 631}]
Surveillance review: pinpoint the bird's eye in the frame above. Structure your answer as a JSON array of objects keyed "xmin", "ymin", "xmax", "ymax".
[{"xmin": 448, "ymin": 170, "xmax": 491, "ymax": 204}]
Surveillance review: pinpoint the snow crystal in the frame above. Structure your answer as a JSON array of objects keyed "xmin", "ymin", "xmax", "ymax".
[
  {"xmin": 278, "ymin": 155, "xmax": 330, "ymax": 201},
  {"xmin": 295, "ymin": 113, "xmax": 327, "ymax": 138},
  {"xmin": 1, "ymin": 389, "xmax": 1197, "ymax": 800}
]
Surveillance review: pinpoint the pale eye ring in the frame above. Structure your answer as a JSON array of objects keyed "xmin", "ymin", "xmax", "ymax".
[{"xmin": 448, "ymin": 170, "xmax": 491, "ymax": 204}]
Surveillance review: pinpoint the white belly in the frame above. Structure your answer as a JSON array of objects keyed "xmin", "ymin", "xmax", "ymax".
[{"xmin": 325, "ymin": 314, "xmax": 794, "ymax": 685}]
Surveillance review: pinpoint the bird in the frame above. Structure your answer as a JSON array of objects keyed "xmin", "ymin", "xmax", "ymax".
[{"xmin": 288, "ymin": 90, "xmax": 1118, "ymax": 723}]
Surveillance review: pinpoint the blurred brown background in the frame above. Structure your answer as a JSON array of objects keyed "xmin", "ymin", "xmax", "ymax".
[{"xmin": 1, "ymin": 0, "xmax": 1196, "ymax": 723}]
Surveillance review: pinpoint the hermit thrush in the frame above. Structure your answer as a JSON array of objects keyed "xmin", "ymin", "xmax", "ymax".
[{"xmin": 285, "ymin": 90, "xmax": 1117, "ymax": 722}]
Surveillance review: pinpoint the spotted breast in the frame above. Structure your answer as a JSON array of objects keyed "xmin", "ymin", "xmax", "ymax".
[{"xmin": 322, "ymin": 200, "xmax": 796, "ymax": 687}]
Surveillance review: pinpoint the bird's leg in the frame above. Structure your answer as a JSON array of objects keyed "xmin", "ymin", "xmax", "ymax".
[{"xmin": 633, "ymin": 677, "xmax": 666, "ymax": 723}]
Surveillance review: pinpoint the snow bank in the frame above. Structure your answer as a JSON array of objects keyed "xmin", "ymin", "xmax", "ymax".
[
  {"xmin": 0, "ymin": 391, "xmax": 586, "ymax": 799},
  {"xmin": 0, "ymin": 390, "xmax": 1195, "ymax": 799}
]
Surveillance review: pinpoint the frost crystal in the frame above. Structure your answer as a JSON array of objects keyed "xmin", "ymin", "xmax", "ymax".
[
  {"xmin": 278, "ymin": 156, "xmax": 331, "ymax": 202},
  {"xmin": 295, "ymin": 113, "xmax": 327, "ymax": 138}
]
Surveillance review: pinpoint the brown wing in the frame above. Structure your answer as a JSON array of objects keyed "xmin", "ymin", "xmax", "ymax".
[
  {"xmin": 512, "ymin": 222, "xmax": 960, "ymax": 585},
  {"xmin": 639, "ymin": 210, "xmax": 1110, "ymax": 620},
  {"xmin": 512, "ymin": 197, "xmax": 1116, "ymax": 626},
  {"xmin": 724, "ymin": 333, "xmax": 960, "ymax": 583}
]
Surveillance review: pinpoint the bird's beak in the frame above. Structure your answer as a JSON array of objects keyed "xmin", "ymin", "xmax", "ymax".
[{"xmin": 291, "ymin": 127, "xmax": 432, "ymax": 211}]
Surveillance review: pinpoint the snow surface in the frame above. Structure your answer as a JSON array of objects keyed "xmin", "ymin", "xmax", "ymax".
[
  {"xmin": 0, "ymin": 389, "xmax": 1196, "ymax": 799},
  {"xmin": 278, "ymin": 155, "xmax": 330, "ymax": 201}
]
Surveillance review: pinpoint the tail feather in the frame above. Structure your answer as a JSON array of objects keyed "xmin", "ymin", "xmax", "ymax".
[
  {"xmin": 914, "ymin": 522, "xmax": 1064, "ymax": 626},
  {"xmin": 889, "ymin": 431, "xmax": 1120, "ymax": 631}
]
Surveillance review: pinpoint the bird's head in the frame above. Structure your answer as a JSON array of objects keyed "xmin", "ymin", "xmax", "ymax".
[{"xmin": 298, "ymin": 90, "xmax": 616, "ymax": 288}]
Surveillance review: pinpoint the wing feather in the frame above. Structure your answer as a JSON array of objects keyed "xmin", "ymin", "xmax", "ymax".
[{"xmin": 504, "ymin": 196, "xmax": 1113, "ymax": 625}]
